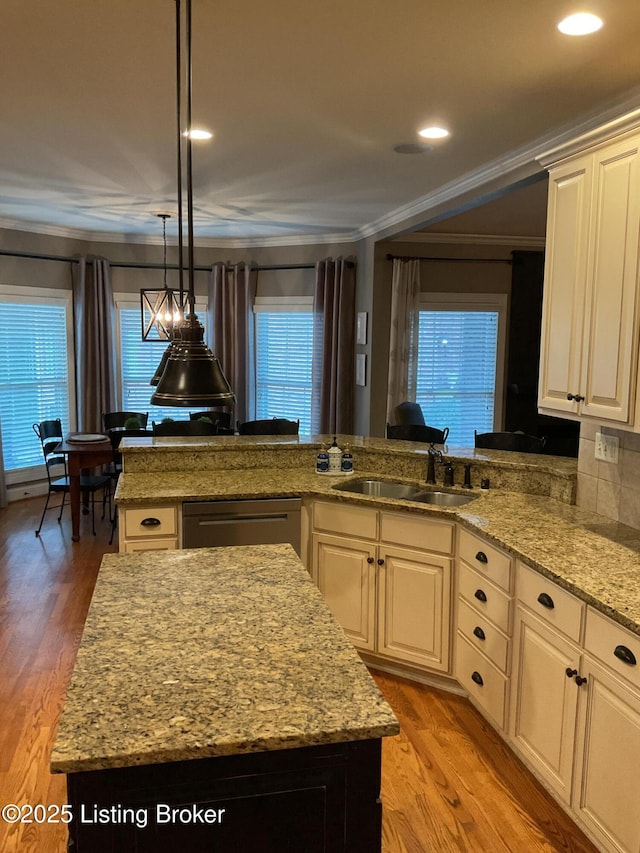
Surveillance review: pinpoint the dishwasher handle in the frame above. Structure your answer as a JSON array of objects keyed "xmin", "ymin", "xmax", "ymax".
[{"xmin": 194, "ymin": 513, "xmax": 290, "ymax": 526}]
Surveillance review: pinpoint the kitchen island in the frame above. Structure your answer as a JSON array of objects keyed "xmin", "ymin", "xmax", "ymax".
[{"xmin": 51, "ymin": 544, "xmax": 399, "ymax": 852}]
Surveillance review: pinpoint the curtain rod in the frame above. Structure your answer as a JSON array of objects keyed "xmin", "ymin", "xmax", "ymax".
[
  {"xmin": 386, "ymin": 253, "xmax": 512, "ymax": 265},
  {"xmin": 0, "ymin": 248, "xmax": 318, "ymax": 272}
]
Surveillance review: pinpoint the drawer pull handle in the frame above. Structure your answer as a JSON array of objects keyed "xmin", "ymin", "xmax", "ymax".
[
  {"xmin": 140, "ymin": 517, "xmax": 161, "ymax": 527},
  {"xmin": 566, "ymin": 668, "xmax": 578, "ymax": 678},
  {"xmin": 475, "ymin": 551, "xmax": 488, "ymax": 564},
  {"xmin": 471, "ymin": 671, "xmax": 484, "ymax": 686},
  {"xmin": 614, "ymin": 645, "xmax": 637, "ymax": 666},
  {"xmin": 537, "ymin": 592, "xmax": 555, "ymax": 609},
  {"xmin": 367, "ymin": 557, "xmax": 374, "ymax": 564},
  {"xmin": 474, "ymin": 589, "xmax": 487, "ymax": 603},
  {"xmin": 473, "ymin": 626, "xmax": 486, "ymax": 640},
  {"xmin": 575, "ymin": 675, "xmax": 588, "ymax": 687}
]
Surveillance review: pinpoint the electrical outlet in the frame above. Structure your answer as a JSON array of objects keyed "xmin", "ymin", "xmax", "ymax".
[{"xmin": 594, "ymin": 431, "xmax": 620, "ymax": 464}]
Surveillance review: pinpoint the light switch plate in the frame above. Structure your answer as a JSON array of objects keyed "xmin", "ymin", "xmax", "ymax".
[{"xmin": 594, "ymin": 431, "xmax": 619, "ymax": 464}]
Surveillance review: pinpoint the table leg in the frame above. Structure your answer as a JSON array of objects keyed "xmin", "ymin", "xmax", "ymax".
[{"xmin": 68, "ymin": 471, "xmax": 81, "ymax": 542}]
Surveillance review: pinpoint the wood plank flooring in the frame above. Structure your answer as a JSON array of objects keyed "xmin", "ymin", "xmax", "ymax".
[{"xmin": 0, "ymin": 498, "xmax": 599, "ymax": 852}]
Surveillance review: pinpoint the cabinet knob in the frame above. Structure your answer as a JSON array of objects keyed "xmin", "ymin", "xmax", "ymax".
[
  {"xmin": 366, "ymin": 557, "xmax": 374, "ymax": 564},
  {"xmin": 565, "ymin": 668, "xmax": 578, "ymax": 678},
  {"xmin": 377, "ymin": 558, "xmax": 385, "ymax": 566},
  {"xmin": 575, "ymin": 675, "xmax": 588, "ymax": 687},
  {"xmin": 537, "ymin": 592, "xmax": 555, "ymax": 609},
  {"xmin": 614, "ymin": 645, "xmax": 637, "ymax": 666},
  {"xmin": 471, "ymin": 671, "xmax": 484, "ymax": 686},
  {"xmin": 474, "ymin": 588, "xmax": 487, "ymax": 603},
  {"xmin": 473, "ymin": 626, "xmax": 486, "ymax": 641},
  {"xmin": 475, "ymin": 551, "xmax": 488, "ymax": 564},
  {"xmin": 566, "ymin": 392, "xmax": 575, "ymax": 401}
]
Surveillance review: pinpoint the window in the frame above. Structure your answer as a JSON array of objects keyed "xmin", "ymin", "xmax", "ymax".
[
  {"xmin": 0, "ymin": 285, "xmax": 75, "ymax": 479},
  {"xmin": 254, "ymin": 297, "xmax": 313, "ymax": 434},
  {"xmin": 115, "ymin": 296, "xmax": 208, "ymax": 424},
  {"xmin": 416, "ymin": 294, "xmax": 507, "ymax": 446}
]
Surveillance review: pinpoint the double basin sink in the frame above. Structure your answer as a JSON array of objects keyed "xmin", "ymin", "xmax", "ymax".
[{"xmin": 332, "ymin": 478, "xmax": 478, "ymax": 507}]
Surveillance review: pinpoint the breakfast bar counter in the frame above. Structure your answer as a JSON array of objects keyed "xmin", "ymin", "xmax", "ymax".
[{"xmin": 51, "ymin": 544, "xmax": 399, "ymax": 852}]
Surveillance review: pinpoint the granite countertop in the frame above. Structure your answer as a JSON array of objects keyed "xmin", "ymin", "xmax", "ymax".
[
  {"xmin": 51, "ymin": 544, "xmax": 400, "ymax": 774},
  {"xmin": 116, "ymin": 466, "xmax": 640, "ymax": 638}
]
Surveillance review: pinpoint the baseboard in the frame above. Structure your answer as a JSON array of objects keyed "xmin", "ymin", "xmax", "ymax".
[{"xmin": 7, "ymin": 480, "xmax": 48, "ymax": 503}]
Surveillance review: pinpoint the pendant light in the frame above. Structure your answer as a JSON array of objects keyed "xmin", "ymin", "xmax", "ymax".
[
  {"xmin": 150, "ymin": 0, "xmax": 235, "ymax": 407},
  {"xmin": 140, "ymin": 213, "xmax": 183, "ymax": 342}
]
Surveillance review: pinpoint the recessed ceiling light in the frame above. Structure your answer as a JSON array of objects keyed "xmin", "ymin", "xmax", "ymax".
[
  {"xmin": 183, "ymin": 128, "xmax": 213, "ymax": 140},
  {"xmin": 418, "ymin": 126, "xmax": 450, "ymax": 140},
  {"xmin": 557, "ymin": 12, "xmax": 603, "ymax": 35}
]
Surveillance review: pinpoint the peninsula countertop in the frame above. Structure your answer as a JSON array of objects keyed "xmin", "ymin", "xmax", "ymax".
[{"xmin": 51, "ymin": 544, "xmax": 400, "ymax": 774}]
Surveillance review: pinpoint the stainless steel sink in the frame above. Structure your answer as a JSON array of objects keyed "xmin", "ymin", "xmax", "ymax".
[
  {"xmin": 332, "ymin": 478, "xmax": 478, "ymax": 507},
  {"xmin": 333, "ymin": 479, "xmax": 426, "ymax": 499},
  {"xmin": 411, "ymin": 490, "xmax": 477, "ymax": 507}
]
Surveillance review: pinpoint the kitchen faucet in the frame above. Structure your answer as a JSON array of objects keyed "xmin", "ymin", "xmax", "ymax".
[{"xmin": 426, "ymin": 444, "xmax": 443, "ymax": 484}]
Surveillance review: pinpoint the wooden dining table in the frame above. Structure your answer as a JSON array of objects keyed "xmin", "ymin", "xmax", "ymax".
[{"xmin": 56, "ymin": 435, "xmax": 114, "ymax": 542}]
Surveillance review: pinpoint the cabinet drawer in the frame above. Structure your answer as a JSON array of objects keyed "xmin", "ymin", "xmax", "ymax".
[
  {"xmin": 458, "ymin": 562, "xmax": 511, "ymax": 634},
  {"xmin": 455, "ymin": 633, "xmax": 508, "ymax": 730},
  {"xmin": 123, "ymin": 506, "xmax": 177, "ymax": 539},
  {"xmin": 457, "ymin": 597, "xmax": 509, "ymax": 673},
  {"xmin": 313, "ymin": 501, "xmax": 377, "ymax": 540},
  {"xmin": 380, "ymin": 511, "xmax": 454, "ymax": 555},
  {"xmin": 585, "ymin": 607, "xmax": 640, "ymax": 691},
  {"xmin": 458, "ymin": 528, "xmax": 513, "ymax": 592},
  {"xmin": 516, "ymin": 561, "xmax": 584, "ymax": 643},
  {"xmin": 122, "ymin": 537, "xmax": 178, "ymax": 553}
]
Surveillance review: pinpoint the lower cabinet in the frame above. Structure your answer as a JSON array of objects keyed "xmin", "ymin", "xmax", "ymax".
[
  {"xmin": 312, "ymin": 501, "xmax": 453, "ymax": 673},
  {"xmin": 119, "ymin": 504, "xmax": 181, "ymax": 552},
  {"xmin": 510, "ymin": 561, "xmax": 640, "ymax": 853}
]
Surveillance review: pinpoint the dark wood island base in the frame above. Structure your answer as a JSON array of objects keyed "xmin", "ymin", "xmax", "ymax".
[{"xmin": 66, "ymin": 738, "xmax": 383, "ymax": 852}]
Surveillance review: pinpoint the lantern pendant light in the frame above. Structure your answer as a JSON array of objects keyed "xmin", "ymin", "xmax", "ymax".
[
  {"xmin": 140, "ymin": 213, "xmax": 183, "ymax": 342},
  {"xmin": 150, "ymin": 0, "xmax": 235, "ymax": 407}
]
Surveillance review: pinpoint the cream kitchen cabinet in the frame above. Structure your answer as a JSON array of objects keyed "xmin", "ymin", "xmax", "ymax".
[
  {"xmin": 538, "ymin": 131, "xmax": 640, "ymax": 426},
  {"xmin": 572, "ymin": 610, "xmax": 640, "ymax": 853},
  {"xmin": 510, "ymin": 563, "xmax": 640, "ymax": 852},
  {"xmin": 119, "ymin": 504, "xmax": 181, "ymax": 552},
  {"xmin": 312, "ymin": 501, "xmax": 453, "ymax": 673},
  {"xmin": 454, "ymin": 528, "xmax": 515, "ymax": 731}
]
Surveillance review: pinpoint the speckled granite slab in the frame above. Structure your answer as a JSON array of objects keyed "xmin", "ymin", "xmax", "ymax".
[
  {"xmin": 51, "ymin": 544, "xmax": 399, "ymax": 774},
  {"xmin": 119, "ymin": 434, "xmax": 577, "ymax": 503}
]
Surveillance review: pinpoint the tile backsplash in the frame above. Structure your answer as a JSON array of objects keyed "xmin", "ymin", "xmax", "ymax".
[{"xmin": 577, "ymin": 422, "xmax": 640, "ymax": 529}]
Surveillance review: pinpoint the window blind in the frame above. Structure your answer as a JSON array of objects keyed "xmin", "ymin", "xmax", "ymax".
[
  {"xmin": 118, "ymin": 307, "xmax": 208, "ymax": 424},
  {"xmin": 255, "ymin": 312, "xmax": 313, "ymax": 434},
  {"xmin": 0, "ymin": 301, "xmax": 71, "ymax": 471},
  {"xmin": 416, "ymin": 310, "xmax": 498, "ymax": 446}
]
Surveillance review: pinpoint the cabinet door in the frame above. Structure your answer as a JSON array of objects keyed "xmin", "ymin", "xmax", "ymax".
[
  {"xmin": 538, "ymin": 154, "xmax": 592, "ymax": 415},
  {"xmin": 509, "ymin": 607, "xmax": 581, "ymax": 803},
  {"xmin": 573, "ymin": 656, "xmax": 640, "ymax": 853},
  {"xmin": 580, "ymin": 135, "xmax": 640, "ymax": 423},
  {"xmin": 313, "ymin": 533, "xmax": 376, "ymax": 652},
  {"xmin": 377, "ymin": 545, "xmax": 451, "ymax": 671}
]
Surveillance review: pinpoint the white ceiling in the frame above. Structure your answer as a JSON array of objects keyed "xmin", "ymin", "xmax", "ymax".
[{"xmin": 2, "ymin": 0, "xmax": 640, "ymax": 245}]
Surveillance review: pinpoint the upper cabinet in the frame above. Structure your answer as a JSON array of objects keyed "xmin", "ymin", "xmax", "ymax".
[{"xmin": 538, "ymin": 126, "xmax": 640, "ymax": 427}]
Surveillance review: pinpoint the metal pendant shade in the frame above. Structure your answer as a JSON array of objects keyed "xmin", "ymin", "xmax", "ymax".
[
  {"xmin": 151, "ymin": 314, "xmax": 234, "ymax": 406},
  {"xmin": 150, "ymin": 0, "xmax": 235, "ymax": 407}
]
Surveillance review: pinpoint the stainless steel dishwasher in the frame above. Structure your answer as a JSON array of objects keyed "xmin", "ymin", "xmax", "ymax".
[{"xmin": 182, "ymin": 498, "xmax": 302, "ymax": 555}]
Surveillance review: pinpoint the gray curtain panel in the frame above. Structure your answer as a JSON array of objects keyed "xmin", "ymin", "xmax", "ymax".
[
  {"xmin": 72, "ymin": 257, "xmax": 117, "ymax": 433},
  {"xmin": 0, "ymin": 418, "xmax": 7, "ymax": 508},
  {"xmin": 311, "ymin": 258, "xmax": 356, "ymax": 435},
  {"xmin": 208, "ymin": 262, "xmax": 258, "ymax": 425},
  {"xmin": 386, "ymin": 258, "xmax": 420, "ymax": 423}
]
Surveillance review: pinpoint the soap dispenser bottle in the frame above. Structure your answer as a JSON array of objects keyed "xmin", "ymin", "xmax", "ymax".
[
  {"xmin": 327, "ymin": 436, "xmax": 342, "ymax": 473},
  {"xmin": 316, "ymin": 444, "xmax": 329, "ymax": 473},
  {"xmin": 341, "ymin": 444, "xmax": 353, "ymax": 473}
]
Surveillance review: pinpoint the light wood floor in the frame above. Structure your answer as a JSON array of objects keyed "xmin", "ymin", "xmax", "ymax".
[{"xmin": 0, "ymin": 498, "xmax": 598, "ymax": 852}]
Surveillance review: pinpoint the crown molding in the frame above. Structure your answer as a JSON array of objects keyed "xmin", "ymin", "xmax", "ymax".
[
  {"xmin": 389, "ymin": 232, "xmax": 545, "ymax": 248},
  {"xmin": 537, "ymin": 107, "xmax": 640, "ymax": 167}
]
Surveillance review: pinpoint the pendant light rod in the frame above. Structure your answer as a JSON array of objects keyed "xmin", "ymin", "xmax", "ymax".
[
  {"xmin": 185, "ymin": 0, "xmax": 196, "ymax": 317},
  {"xmin": 175, "ymin": 0, "xmax": 184, "ymax": 310}
]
